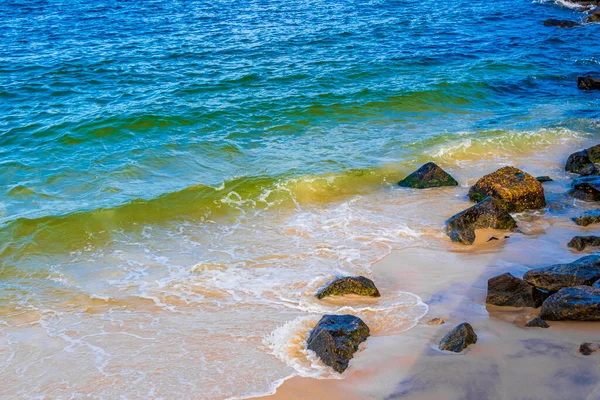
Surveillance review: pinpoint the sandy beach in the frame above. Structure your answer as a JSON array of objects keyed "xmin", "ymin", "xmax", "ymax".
[{"xmin": 259, "ymin": 140, "xmax": 600, "ymax": 400}]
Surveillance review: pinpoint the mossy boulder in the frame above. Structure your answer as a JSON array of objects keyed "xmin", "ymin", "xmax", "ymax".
[
  {"xmin": 316, "ymin": 276, "xmax": 381, "ymax": 299},
  {"xmin": 445, "ymin": 196, "xmax": 518, "ymax": 245},
  {"xmin": 572, "ymin": 209, "xmax": 600, "ymax": 226},
  {"xmin": 398, "ymin": 162, "xmax": 458, "ymax": 189},
  {"xmin": 439, "ymin": 323, "xmax": 477, "ymax": 353},
  {"xmin": 568, "ymin": 236, "xmax": 600, "ymax": 251},
  {"xmin": 569, "ymin": 176, "xmax": 600, "ymax": 201},
  {"xmin": 468, "ymin": 166, "xmax": 546, "ymax": 212},
  {"xmin": 540, "ymin": 286, "xmax": 600, "ymax": 321},
  {"xmin": 306, "ymin": 314, "xmax": 370, "ymax": 373},
  {"xmin": 486, "ymin": 272, "xmax": 548, "ymax": 308},
  {"xmin": 523, "ymin": 255, "xmax": 600, "ymax": 292}
]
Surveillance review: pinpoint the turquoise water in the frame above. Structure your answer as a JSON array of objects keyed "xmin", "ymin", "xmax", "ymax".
[{"xmin": 1, "ymin": 0, "xmax": 600, "ymax": 398}]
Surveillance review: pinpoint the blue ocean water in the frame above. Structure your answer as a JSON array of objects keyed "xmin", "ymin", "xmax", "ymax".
[{"xmin": 1, "ymin": 0, "xmax": 600, "ymax": 398}]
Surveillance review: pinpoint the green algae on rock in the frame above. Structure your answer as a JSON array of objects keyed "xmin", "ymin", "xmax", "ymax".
[
  {"xmin": 398, "ymin": 162, "xmax": 458, "ymax": 189},
  {"xmin": 306, "ymin": 314, "xmax": 370, "ymax": 373},
  {"xmin": 468, "ymin": 166, "xmax": 546, "ymax": 212},
  {"xmin": 316, "ymin": 276, "xmax": 381, "ymax": 299},
  {"xmin": 439, "ymin": 322, "xmax": 477, "ymax": 353},
  {"xmin": 445, "ymin": 196, "xmax": 518, "ymax": 245}
]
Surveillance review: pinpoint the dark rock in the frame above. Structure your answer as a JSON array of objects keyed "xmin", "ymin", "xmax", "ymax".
[
  {"xmin": 524, "ymin": 255, "xmax": 600, "ymax": 292},
  {"xmin": 594, "ymin": 279, "xmax": 600, "ymax": 288},
  {"xmin": 568, "ymin": 176, "xmax": 600, "ymax": 201},
  {"xmin": 572, "ymin": 209, "xmax": 600, "ymax": 226},
  {"xmin": 525, "ymin": 317, "xmax": 550, "ymax": 328},
  {"xmin": 445, "ymin": 196, "xmax": 518, "ymax": 245},
  {"xmin": 566, "ymin": 150, "xmax": 595, "ymax": 175},
  {"xmin": 316, "ymin": 276, "xmax": 381, "ymax": 299},
  {"xmin": 398, "ymin": 162, "xmax": 458, "ymax": 189},
  {"xmin": 536, "ymin": 176, "xmax": 553, "ymax": 183},
  {"xmin": 306, "ymin": 314, "xmax": 370, "ymax": 373},
  {"xmin": 568, "ymin": 236, "xmax": 600, "ymax": 251},
  {"xmin": 540, "ymin": 286, "xmax": 600, "ymax": 321},
  {"xmin": 439, "ymin": 323, "xmax": 477, "ymax": 353},
  {"xmin": 468, "ymin": 166, "xmax": 546, "ymax": 212},
  {"xmin": 587, "ymin": 7, "xmax": 600, "ymax": 22},
  {"xmin": 487, "ymin": 236, "xmax": 499, "ymax": 242},
  {"xmin": 486, "ymin": 273, "xmax": 548, "ymax": 308},
  {"xmin": 543, "ymin": 19, "xmax": 580, "ymax": 28},
  {"xmin": 580, "ymin": 342, "xmax": 600, "ymax": 355},
  {"xmin": 578, "ymin": 75, "xmax": 600, "ymax": 89}
]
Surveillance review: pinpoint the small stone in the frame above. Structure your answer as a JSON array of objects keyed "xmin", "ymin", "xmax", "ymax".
[
  {"xmin": 445, "ymin": 197, "xmax": 518, "ymax": 245},
  {"xmin": 572, "ymin": 209, "xmax": 600, "ymax": 227},
  {"xmin": 524, "ymin": 317, "xmax": 550, "ymax": 328},
  {"xmin": 427, "ymin": 318, "xmax": 445, "ymax": 325},
  {"xmin": 579, "ymin": 342, "xmax": 600, "ymax": 355},
  {"xmin": 487, "ymin": 236, "xmax": 499, "ymax": 242},
  {"xmin": 568, "ymin": 236, "xmax": 600, "ymax": 251},
  {"xmin": 439, "ymin": 323, "xmax": 478, "ymax": 353},
  {"xmin": 316, "ymin": 276, "xmax": 381, "ymax": 299},
  {"xmin": 536, "ymin": 176, "xmax": 553, "ymax": 183},
  {"xmin": 398, "ymin": 162, "xmax": 458, "ymax": 189}
]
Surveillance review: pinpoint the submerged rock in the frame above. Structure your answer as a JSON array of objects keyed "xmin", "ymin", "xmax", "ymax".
[
  {"xmin": 445, "ymin": 196, "xmax": 518, "ymax": 245},
  {"xmin": 572, "ymin": 209, "xmax": 600, "ymax": 226},
  {"xmin": 468, "ymin": 166, "xmax": 546, "ymax": 212},
  {"xmin": 536, "ymin": 176, "xmax": 553, "ymax": 183},
  {"xmin": 439, "ymin": 323, "xmax": 477, "ymax": 353},
  {"xmin": 525, "ymin": 317, "xmax": 550, "ymax": 328},
  {"xmin": 486, "ymin": 273, "xmax": 548, "ymax": 308},
  {"xmin": 540, "ymin": 286, "xmax": 600, "ymax": 321},
  {"xmin": 568, "ymin": 236, "xmax": 600, "ymax": 251},
  {"xmin": 578, "ymin": 75, "xmax": 600, "ymax": 89},
  {"xmin": 580, "ymin": 342, "xmax": 600, "ymax": 356},
  {"xmin": 523, "ymin": 255, "xmax": 600, "ymax": 292},
  {"xmin": 398, "ymin": 162, "xmax": 458, "ymax": 189},
  {"xmin": 587, "ymin": 8, "xmax": 600, "ymax": 23},
  {"xmin": 569, "ymin": 176, "xmax": 600, "ymax": 201},
  {"xmin": 306, "ymin": 314, "xmax": 370, "ymax": 373},
  {"xmin": 543, "ymin": 19, "xmax": 580, "ymax": 28},
  {"xmin": 316, "ymin": 276, "xmax": 381, "ymax": 299}
]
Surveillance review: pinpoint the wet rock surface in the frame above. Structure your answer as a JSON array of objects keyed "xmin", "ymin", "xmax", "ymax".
[
  {"xmin": 566, "ymin": 145, "xmax": 600, "ymax": 175},
  {"xmin": 536, "ymin": 176, "xmax": 553, "ymax": 183},
  {"xmin": 540, "ymin": 286, "xmax": 600, "ymax": 321},
  {"xmin": 568, "ymin": 236, "xmax": 600, "ymax": 251},
  {"xmin": 580, "ymin": 342, "xmax": 600, "ymax": 355},
  {"xmin": 316, "ymin": 276, "xmax": 381, "ymax": 299},
  {"xmin": 543, "ymin": 19, "xmax": 580, "ymax": 27},
  {"xmin": 525, "ymin": 318, "xmax": 550, "ymax": 328},
  {"xmin": 398, "ymin": 162, "xmax": 458, "ymax": 189},
  {"xmin": 523, "ymin": 255, "xmax": 600, "ymax": 292},
  {"xmin": 306, "ymin": 314, "xmax": 370, "ymax": 373},
  {"xmin": 468, "ymin": 166, "xmax": 545, "ymax": 212},
  {"xmin": 578, "ymin": 75, "xmax": 600, "ymax": 89},
  {"xmin": 427, "ymin": 318, "xmax": 445, "ymax": 325},
  {"xmin": 569, "ymin": 176, "xmax": 600, "ymax": 201},
  {"xmin": 486, "ymin": 273, "xmax": 548, "ymax": 308},
  {"xmin": 572, "ymin": 209, "xmax": 600, "ymax": 226},
  {"xmin": 445, "ymin": 196, "xmax": 518, "ymax": 245},
  {"xmin": 439, "ymin": 323, "xmax": 477, "ymax": 353}
]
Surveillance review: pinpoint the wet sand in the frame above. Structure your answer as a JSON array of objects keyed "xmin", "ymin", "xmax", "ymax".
[{"xmin": 258, "ymin": 143, "xmax": 600, "ymax": 400}]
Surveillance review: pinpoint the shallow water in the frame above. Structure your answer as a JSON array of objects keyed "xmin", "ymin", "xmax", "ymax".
[{"xmin": 1, "ymin": 0, "xmax": 600, "ymax": 398}]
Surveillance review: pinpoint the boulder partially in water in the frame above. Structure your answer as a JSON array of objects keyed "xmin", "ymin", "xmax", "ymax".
[
  {"xmin": 468, "ymin": 166, "xmax": 546, "ymax": 212},
  {"xmin": 586, "ymin": 8, "xmax": 600, "ymax": 23},
  {"xmin": 543, "ymin": 19, "xmax": 580, "ymax": 28},
  {"xmin": 445, "ymin": 196, "xmax": 518, "ymax": 245},
  {"xmin": 398, "ymin": 162, "xmax": 458, "ymax": 189},
  {"xmin": 569, "ymin": 176, "xmax": 600, "ymax": 201},
  {"xmin": 568, "ymin": 236, "xmax": 600, "ymax": 251},
  {"xmin": 566, "ymin": 145, "xmax": 600, "ymax": 174},
  {"xmin": 439, "ymin": 322, "xmax": 477, "ymax": 353},
  {"xmin": 306, "ymin": 314, "xmax": 370, "ymax": 373},
  {"xmin": 536, "ymin": 176, "xmax": 553, "ymax": 183},
  {"xmin": 572, "ymin": 209, "xmax": 600, "ymax": 226},
  {"xmin": 486, "ymin": 272, "xmax": 548, "ymax": 308},
  {"xmin": 540, "ymin": 286, "xmax": 600, "ymax": 321},
  {"xmin": 316, "ymin": 276, "xmax": 381, "ymax": 299},
  {"xmin": 523, "ymin": 255, "xmax": 600, "ymax": 292}
]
